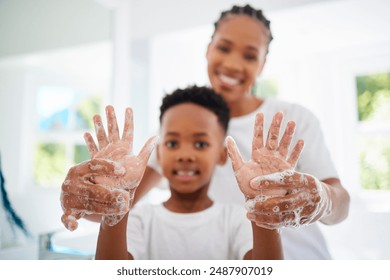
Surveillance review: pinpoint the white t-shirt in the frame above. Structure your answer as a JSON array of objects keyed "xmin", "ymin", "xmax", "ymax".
[
  {"xmin": 149, "ymin": 98, "xmax": 336, "ymax": 259},
  {"xmin": 126, "ymin": 202, "xmax": 252, "ymax": 260}
]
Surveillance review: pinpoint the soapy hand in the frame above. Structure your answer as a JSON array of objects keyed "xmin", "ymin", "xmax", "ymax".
[
  {"xmin": 60, "ymin": 106, "xmax": 158, "ymax": 230},
  {"xmin": 248, "ymin": 170, "xmax": 332, "ymax": 229},
  {"xmin": 226, "ymin": 112, "xmax": 304, "ymax": 199},
  {"xmin": 60, "ymin": 158, "xmax": 130, "ymax": 231},
  {"xmin": 226, "ymin": 111, "xmax": 332, "ymax": 229}
]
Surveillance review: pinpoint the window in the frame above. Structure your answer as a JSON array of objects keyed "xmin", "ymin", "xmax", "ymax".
[
  {"xmin": 25, "ymin": 43, "xmax": 112, "ymax": 189},
  {"xmin": 34, "ymin": 86, "xmax": 101, "ymax": 188},
  {"xmin": 356, "ymin": 72, "xmax": 390, "ymax": 191}
]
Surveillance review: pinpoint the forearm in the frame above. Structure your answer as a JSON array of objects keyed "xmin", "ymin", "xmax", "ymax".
[
  {"xmin": 319, "ymin": 178, "xmax": 350, "ymax": 225},
  {"xmin": 250, "ymin": 223, "xmax": 283, "ymax": 260},
  {"xmin": 95, "ymin": 213, "xmax": 131, "ymax": 260}
]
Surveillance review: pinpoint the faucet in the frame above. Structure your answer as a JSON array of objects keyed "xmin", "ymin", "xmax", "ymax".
[{"xmin": 38, "ymin": 231, "xmax": 94, "ymax": 260}]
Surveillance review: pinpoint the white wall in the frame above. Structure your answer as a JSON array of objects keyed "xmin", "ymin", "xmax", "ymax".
[{"xmin": 0, "ymin": 0, "xmax": 111, "ymax": 57}]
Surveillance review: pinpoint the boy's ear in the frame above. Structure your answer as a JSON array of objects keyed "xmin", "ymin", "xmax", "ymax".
[{"xmin": 218, "ymin": 146, "xmax": 228, "ymax": 166}]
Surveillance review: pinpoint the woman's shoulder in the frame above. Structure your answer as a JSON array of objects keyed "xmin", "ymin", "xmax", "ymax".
[{"xmin": 263, "ymin": 98, "xmax": 318, "ymax": 122}]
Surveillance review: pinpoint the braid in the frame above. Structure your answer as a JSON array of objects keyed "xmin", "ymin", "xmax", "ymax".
[{"xmin": 213, "ymin": 4, "xmax": 273, "ymax": 51}]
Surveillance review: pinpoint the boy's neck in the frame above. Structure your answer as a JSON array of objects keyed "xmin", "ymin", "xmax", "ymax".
[{"xmin": 163, "ymin": 188, "xmax": 213, "ymax": 213}]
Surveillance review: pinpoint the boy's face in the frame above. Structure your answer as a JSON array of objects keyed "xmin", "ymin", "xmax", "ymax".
[
  {"xmin": 206, "ymin": 15, "xmax": 268, "ymax": 103},
  {"xmin": 157, "ymin": 103, "xmax": 227, "ymax": 194}
]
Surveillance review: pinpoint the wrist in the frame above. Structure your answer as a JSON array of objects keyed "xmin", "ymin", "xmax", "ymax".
[{"xmin": 317, "ymin": 180, "xmax": 333, "ymax": 221}]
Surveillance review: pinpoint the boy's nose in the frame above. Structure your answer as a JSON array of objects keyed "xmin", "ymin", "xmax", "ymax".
[{"xmin": 177, "ymin": 153, "xmax": 195, "ymax": 162}]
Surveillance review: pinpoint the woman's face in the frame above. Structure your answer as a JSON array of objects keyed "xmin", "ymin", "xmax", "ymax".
[{"xmin": 206, "ymin": 15, "xmax": 269, "ymax": 104}]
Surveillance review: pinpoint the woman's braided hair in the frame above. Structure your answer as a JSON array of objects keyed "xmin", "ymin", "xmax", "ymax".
[{"xmin": 212, "ymin": 4, "xmax": 273, "ymax": 53}]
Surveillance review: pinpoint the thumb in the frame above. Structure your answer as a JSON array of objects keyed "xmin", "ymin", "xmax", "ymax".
[
  {"xmin": 137, "ymin": 136, "xmax": 159, "ymax": 165},
  {"xmin": 226, "ymin": 136, "xmax": 244, "ymax": 172}
]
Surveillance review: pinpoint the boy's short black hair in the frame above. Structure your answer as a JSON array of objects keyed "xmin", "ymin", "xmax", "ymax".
[{"xmin": 159, "ymin": 85, "xmax": 230, "ymax": 133}]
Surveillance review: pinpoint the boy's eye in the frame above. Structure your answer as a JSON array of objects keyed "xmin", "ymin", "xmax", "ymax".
[
  {"xmin": 194, "ymin": 141, "xmax": 209, "ymax": 149},
  {"xmin": 165, "ymin": 140, "xmax": 178, "ymax": 148}
]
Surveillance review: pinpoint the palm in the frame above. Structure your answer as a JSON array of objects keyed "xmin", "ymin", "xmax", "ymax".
[
  {"xmin": 226, "ymin": 112, "xmax": 304, "ymax": 199},
  {"xmin": 61, "ymin": 106, "xmax": 157, "ymax": 230},
  {"xmin": 77, "ymin": 106, "xmax": 156, "ymax": 226}
]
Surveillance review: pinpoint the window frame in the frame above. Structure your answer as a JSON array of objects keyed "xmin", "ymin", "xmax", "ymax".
[{"xmin": 340, "ymin": 45, "xmax": 390, "ymax": 212}]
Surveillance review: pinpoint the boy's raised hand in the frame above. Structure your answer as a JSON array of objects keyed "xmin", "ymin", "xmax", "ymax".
[{"xmin": 60, "ymin": 106, "xmax": 158, "ymax": 230}]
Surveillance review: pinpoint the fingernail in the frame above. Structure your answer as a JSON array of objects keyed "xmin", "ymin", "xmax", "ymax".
[{"xmin": 250, "ymin": 177, "xmax": 260, "ymax": 188}]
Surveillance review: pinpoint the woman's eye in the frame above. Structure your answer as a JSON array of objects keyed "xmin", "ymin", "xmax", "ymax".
[
  {"xmin": 244, "ymin": 54, "xmax": 258, "ymax": 61},
  {"xmin": 217, "ymin": 45, "xmax": 229, "ymax": 53},
  {"xmin": 165, "ymin": 141, "xmax": 178, "ymax": 148},
  {"xmin": 195, "ymin": 141, "xmax": 209, "ymax": 149}
]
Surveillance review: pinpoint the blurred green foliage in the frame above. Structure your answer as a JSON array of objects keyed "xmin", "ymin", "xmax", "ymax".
[
  {"xmin": 356, "ymin": 73, "xmax": 390, "ymax": 121},
  {"xmin": 34, "ymin": 143, "xmax": 66, "ymax": 188},
  {"xmin": 74, "ymin": 144, "xmax": 90, "ymax": 164},
  {"xmin": 254, "ymin": 79, "xmax": 278, "ymax": 98},
  {"xmin": 356, "ymin": 72, "xmax": 390, "ymax": 190},
  {"xmin": 76, "ymin": 96, "xmax": 101, "ymax": 129},
  {"xmin": 359, "ymin": 137, "xmax": 390, "ymax": 190}
]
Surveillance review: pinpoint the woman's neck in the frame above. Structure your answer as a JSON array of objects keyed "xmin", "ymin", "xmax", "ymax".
[{"xmin": 228, "ymin": 95, "xmax": 263, "ymax": 117}]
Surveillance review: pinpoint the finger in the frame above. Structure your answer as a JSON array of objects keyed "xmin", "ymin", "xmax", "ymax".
[
  {"xmin": 61, "ymin": 213, "xmax": 79, "ymax": 231},
  {"xmin": 277, "ymin": 121, "xmax": 296, "ymax": 158},
  {"xmin": 93, "ymin": 114, "xmax": 108, "ymax": 150},
  {"xmin": 251, "ymin": 113, "xmax": 264, "ymax": 161},
  {"xmin": 254, "ymin": 211, "xmax": 297, "ymax": 228},
  {"xmin": 122, "ymin": 107, "xmax": 134, "ymax": 152},
  {"xmin": 226, "ymin": 136, "xmax": 245, "ymax": 172},
  {"xmin": 62, "ymin": 181, "xmax": 130, "ymax": 204},
  {"xmin": 249, "ymin": 169, "xmax": 296, "ymax": 190},
  {"xmin": 287, "ymin": 139, "xmax": 305, "ymax": 167},
  {"xmin": 266, "ymin": 112, "xmax": 283, "ymax": 150},
  {"xmin": 64, "ymin": 159, "xmax": 125, "ymax": 188},
  {"xmin": 254, "ymin": 192, "xmax": 308, "ymax": 213},
  {"xmin": 137, "ymin": 136, "xmax": 159, "ymax": 165},
  {"xmin": 84, "ymin": 132, "xmax": 98, "ymax": 158},
  {"xmin": 92, "ymin": 175, "xmax": 122, "ymax": 187},
  {"xmin": 65, "ymin": 161, "xmax": 93, "ymax": 179},
  {"xmin": 61, "ymin": 194, "xmax": 129, "ymax": 216},
  {"xmin": 106, "ymin": 105, "xmax": 120, "ymax": 143}
]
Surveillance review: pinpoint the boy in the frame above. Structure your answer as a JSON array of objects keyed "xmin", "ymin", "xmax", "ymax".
[{"xmin": 77, "ymin": 86, "xmax": 283, "ymax": 259}]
